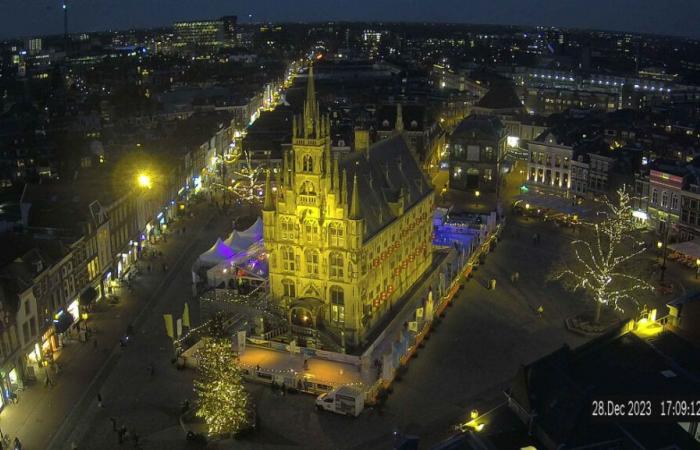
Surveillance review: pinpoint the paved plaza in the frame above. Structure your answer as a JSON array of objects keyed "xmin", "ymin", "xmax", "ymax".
[{"xmin": 23, "ymin": 168, "xmax": 698, "ymax": 450}]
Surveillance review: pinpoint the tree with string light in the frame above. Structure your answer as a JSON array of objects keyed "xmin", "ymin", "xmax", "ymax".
[
  {"xmin": 194, "ymin": 337, "xmax": 249, "ymax": 437},
  {"xmin": 553, "ymin": 188, "xmax": 653, "ymax": 324}
]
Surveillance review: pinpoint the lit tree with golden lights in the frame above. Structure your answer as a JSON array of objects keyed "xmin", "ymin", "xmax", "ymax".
[
  {"xmin": 194, "ymin": 338, "xmax": 249, "ymax": 437},
  {"xmin": 553, "ymin": 188, "xmax": 653, "ymax": 324}
]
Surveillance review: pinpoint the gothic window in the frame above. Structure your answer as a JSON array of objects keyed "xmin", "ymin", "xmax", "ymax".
[
  {"xmin": 305, "ymin": 249, "xmax": 319, "ymax": 276},
  {"xmin": 304, "ymin": 220, "xmax": 319, "ymax": 242},
  {"xmin": 330, "ymin": 286, "xmax": 345, "ymax": 324},
  {"xmin": 282, "ymin": 279, "xmax": 296, "ymax": 298},
  {"xmin": 303, "ymin": 154, "xmax": 314, "ymax": 172},
  {"xmin": 329, "ymin": 222, "xmax": 344, "ymax": 247},
  {"xmin": 282, "ymin": 246, "xmax": 295, "ymax": 271},
  {"xmin": 329, "ymin": 252, "xmax": 344, "ymax": 279},
  {"xmin": 300, "ymin": 180, "xmax": 316, "ymax": 195},
  {"xmin": 281, "ymin": 217, "xmax": 295, "ymax": 240}
]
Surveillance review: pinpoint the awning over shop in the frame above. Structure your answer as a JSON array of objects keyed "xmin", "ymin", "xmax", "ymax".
[
  {"xmin": 79, "ymin": 286, "xmax": 98, "ymax": 307},
  {"xmin": 668, "ymin": 241, "xmax": 700, "ymax": 259},
  {"xmin": 53, "ymin": 310, "xmax": 74, "ymax": 334}
]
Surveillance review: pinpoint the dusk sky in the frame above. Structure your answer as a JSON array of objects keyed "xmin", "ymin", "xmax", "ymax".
[{"xmin": 1, "ymin": 0, "xmax": 699, "ymax": 39}]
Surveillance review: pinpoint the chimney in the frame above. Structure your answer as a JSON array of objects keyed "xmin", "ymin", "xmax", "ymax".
[{"xmin": 354, "ymin": 128, "xmax": 370, "ymax": 153}]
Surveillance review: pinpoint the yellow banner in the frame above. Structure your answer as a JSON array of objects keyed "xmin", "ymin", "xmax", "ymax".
[
  {"xmin": 182, "ymin": 303, "xmax": 190, "ymax": 328},
  {"xmin": 163, "ymin": 314, "xmax": 174, "ymax": 338}
]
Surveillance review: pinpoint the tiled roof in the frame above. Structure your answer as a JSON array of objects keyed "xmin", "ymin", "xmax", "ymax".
[
  {"xmin": 475, "ymin": 83, "xmax": 524, "ymax": 110},
  {"xmin": 339, "ymin": 135, "xmax": 432, "ymax": 241},
  {"xmin": 452, "ymin": 114, "xmax": 504, "ymax": 141}
]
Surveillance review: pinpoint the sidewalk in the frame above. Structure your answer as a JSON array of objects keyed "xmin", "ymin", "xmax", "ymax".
[
  {"xmin": 0, "ymin": 200, "xmax": 217, "ymax": 450},
  {"xmin": 64, "ymin": 201, "xmax": 246, "ymax": 450}
]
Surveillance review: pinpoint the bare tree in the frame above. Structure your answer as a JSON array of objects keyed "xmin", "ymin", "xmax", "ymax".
[{"xmin": 553, "ymin": 188, "xmax": 653, "ymax": 324}]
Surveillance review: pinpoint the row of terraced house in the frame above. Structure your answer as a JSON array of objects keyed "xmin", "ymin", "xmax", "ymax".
[{"xmin": 0, "ymin": 116, "xmax": 237, "ymax": 409}]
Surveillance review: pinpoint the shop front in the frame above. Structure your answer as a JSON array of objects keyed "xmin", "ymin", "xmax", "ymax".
[
  {"xmin": 24, "ymin": 343, "xmax": 43, "ymax": 382},
  {"xmin": 0, "ymin": 362, "xmax": 24, "ymax": 408},
  {"xmin": 54, "ymin": 306, "xmax": 77, "ymax": 348},
  {"xmin": 104, "ymin": 270, "xmax": 117, "ymax": 296}
]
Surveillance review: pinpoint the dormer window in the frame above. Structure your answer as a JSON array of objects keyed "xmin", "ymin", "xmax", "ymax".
[
  {"xmin": 410, "ymin": 120, "xmax": 418, "ymax": 128},
  {"xmin": 382, "ymin": 119, "xmax": 390, "ymax": 128}
]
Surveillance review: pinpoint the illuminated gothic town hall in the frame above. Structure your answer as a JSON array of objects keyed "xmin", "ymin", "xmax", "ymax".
[{"xmin": 263, "ymin": 67, "xmax": 434, "ymax": 347}]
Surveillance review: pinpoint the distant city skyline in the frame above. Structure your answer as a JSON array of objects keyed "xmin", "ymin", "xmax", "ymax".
[{"xmin": 1, "ymin": 0, "xmax": 699, "ymax": 40}]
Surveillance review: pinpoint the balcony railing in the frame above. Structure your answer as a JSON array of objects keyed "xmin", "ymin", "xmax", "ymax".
[{"xmin": 298, "ymin": 195, "xmax": 317, "ymax": 206}]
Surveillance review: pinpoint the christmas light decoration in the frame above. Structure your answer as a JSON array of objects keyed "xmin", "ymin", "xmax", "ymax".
[
  {"xmin": 194, "ymin": 338, "xmax": 249, "ymax": 436},
  {"xmin": 553, "ymin": 188, "xmax": 653, "ymax": 324},
  {"xmin": 229, "ymin": 150, "xmax": 265, "ymax": 203}
]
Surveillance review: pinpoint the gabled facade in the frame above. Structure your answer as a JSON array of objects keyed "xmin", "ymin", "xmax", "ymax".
[
  {"xmin": 263, "ymin": 66, "xmax": 434, "ymax": 347},
  {"xmin": 449, "ymin": 114, "xmax": 506, "ymax": 193}
]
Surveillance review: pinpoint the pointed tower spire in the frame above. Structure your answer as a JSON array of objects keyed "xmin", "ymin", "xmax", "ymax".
[
  {"xmin": 263, "ymin": 170, "xmax": 274, "ymax": 211},
  {"xmin": 292, "ymin": 115, "xmax": 297, "ymax": 139},
  {"xmin": 341, "ymin": 169, "xmax": 348, "ymax": 206},
  {"xmin": 395, "ymin": 103, "xmax": 404, "ymax": 132},
  {"xmin": 333, "ymin": 157, "xmax": 340, "ymax": 192},
  {"xmin": 315, "ymin": 101, "xmax": 321, "ymax": 139},
  {"xmin": 282, "ymin": 151, "xmax": 288, "ymax": 185},
  {"xmin": 275, "ymin": 165, "xmax": 283, "ymax": 196},
  {"xmin": 350, "ymin": 174, "xmax": 361, "ymax": 219},
  {"xmin": 306, "ymin": 64, "xmax": 316, "ymax": 109},
  {"xmin": 304, "ymin": 64, "xmax": 317, "ymax": 137}
]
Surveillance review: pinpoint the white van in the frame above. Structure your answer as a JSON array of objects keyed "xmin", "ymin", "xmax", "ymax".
[{"xmin": 315, "ymin": 385, "xmax": 364, "ymax": 417}]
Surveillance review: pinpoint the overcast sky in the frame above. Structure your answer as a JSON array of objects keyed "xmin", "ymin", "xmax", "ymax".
[{"xmin": 1, "ymin": 0, "xmax": 699, "ymax": 39}]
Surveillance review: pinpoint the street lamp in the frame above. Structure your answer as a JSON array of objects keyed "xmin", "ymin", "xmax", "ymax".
[
  {"xmin": 696, "ymin": 259, "xmax": 700, "ymax": 279},
  {"xmin": 475, "ymin": 190, "xmax": 480, "ymax": 208},
  {"xmin": 137, "ymin": 173, "xmax": 152, "ymax": 189}
]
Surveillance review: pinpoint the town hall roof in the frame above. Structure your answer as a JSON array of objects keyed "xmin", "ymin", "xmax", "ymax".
[{"xmin": 339, "ymin": 134, "xmax": 432, "ymax": 241}]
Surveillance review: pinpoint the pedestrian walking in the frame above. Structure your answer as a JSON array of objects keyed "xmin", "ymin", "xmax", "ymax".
[
  {"xmin": 110, "ymin": 417, "xmax": 117, "ymax": 431},
  {"xmin": 537, "ymin": 305, "xmax": 544, "ymax": 317},
  {"xmin": 132, "ymin": 433, "xmax": 140, "ymax": 449},
  {"xmin": 97, "ymin": 392, "xmax": 103, "ymax": 408},
  {"xmin": 118, "ymin": 425, "xmax": 127, "ymax": 444},
  {"xmin": 281, "ymin": 382, "xmax": 286, "ymax": 396},
  {"xmin": 13, "ymin": 437, "xmax": 21, "ymax": 450},
  {"xmin": 93, "ymin": 338, "xmax": 98, "ymax": 350}
]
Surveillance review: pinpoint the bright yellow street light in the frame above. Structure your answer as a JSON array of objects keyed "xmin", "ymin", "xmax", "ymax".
[
  {"xmin": 137, "ymin": 173, "xmax": 152, "ymax": 189},
  {"xmin": 656, "ymin": 241, "xmax": 663, "ymax": 250}
]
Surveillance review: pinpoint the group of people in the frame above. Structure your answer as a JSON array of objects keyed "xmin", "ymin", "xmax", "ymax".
[
  {"xmin": 1, "ymin": 436, "xmax": 22, "ymax": 450},
  {"xmin": 109, "ymin": 417, "xmax": 140, "ymax": 448}
]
